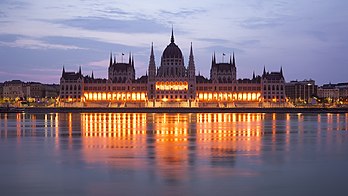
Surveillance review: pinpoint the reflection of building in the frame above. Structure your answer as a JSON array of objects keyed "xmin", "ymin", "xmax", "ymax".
[
  {"xmin": 59, "ymin": 30, "xmax": 286, "ymax": 107},
  {"xmin": 285, "ymin": 79, "xmax": 317, "ymax": 104}
]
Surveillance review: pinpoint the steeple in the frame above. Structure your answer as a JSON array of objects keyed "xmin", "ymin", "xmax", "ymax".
[
  {"xmin": 109, "ymin": 52, "xmax": 113, "ymax": 66},
  {"xmin": 188, "ymin": 42, "xmax": 195, "ymax": 69},
  {"xmin": 229, "ymin": 54, "xmax": 232, "ymax": 64},
  {"xmin": 148, "ymin": 42, "xmax": 156, "ymax": 80},
  {"xmin": 263, "ymin": 66, "xmax": 266, "ymax": 76},
  {"xmin": 232, "ymin": 52, "xmax": 236, "ymax": 66},
  {"xmin": 252, "ymin": 71, "xmax": 255, "ymax": 79},
  {"xmin": 128, "ymin": 52, "xmax": 132, "ymax": 65},
  {"xmin": 62, "ymin": 66, "xmax": 65, "ymax": 76},
  {"xmin": 91, "ymin": 71, "xmax": 94, "ymax": 79},
  {"xmin": 78, "ymin": 66, "xmax": 82, "ymax": 75},
  {"xmin": 113, "ymin": 54, "xmax": 116, "ymax": 64},
  {"xmin": 280, "ymin": 66, "xmax": 283, "ymax": 76},
  {"xmin": 170, "ymin": 26, "xmax": 174, "ymax": 43},
  {"xmin": 132, "ymin": 55, "xmax": 135, "ymax": 69},
  {"xmin": 213, "ymin": 52, "xmax": 216, "ymax": 64}
]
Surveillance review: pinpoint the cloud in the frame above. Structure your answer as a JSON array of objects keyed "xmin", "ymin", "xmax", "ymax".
[
  {"xmin": 57, "ymin": 17, "xmax": 169, "ymax": 33},
  {"xmin": 240, "ymin": 17, "xmax": 285, "ymax": 29},
  {"xmin": 0, "ymin": 38, "xmax": 86, "ymax": 50}
]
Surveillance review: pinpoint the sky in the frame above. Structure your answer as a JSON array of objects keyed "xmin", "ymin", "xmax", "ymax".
[{"xmin": 0, "ymin": 0, "xmax": 347, "ymax": 85}]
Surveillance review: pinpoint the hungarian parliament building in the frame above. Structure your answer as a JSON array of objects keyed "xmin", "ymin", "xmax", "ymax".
[{"xmin": 59, "ymin": 31, "xmax": 286, "ymax": 107}]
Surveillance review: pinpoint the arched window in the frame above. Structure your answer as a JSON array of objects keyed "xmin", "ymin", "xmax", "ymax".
[{"xmin": 272, "ymin": 85, "xmax": 275, "ymax": 90}]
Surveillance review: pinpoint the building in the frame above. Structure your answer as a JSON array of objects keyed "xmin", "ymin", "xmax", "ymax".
[
  {"xmin": 24, "ymin": 82, "xmax": 45, "ymax": 100},
  {"xmin": 285, "ymin": 79, "xmax": 317, "ymax": 104},
  {"xmin": 0, "ymin": 83, "xmax": 3, "ymax": 98},
  {"xmin": 317, "ymin": 83, "xmax": 339, "ymax": 102},
  {"xmin": 2, "ymin": 80, "xmax": 60, "ymax": 101},
  {"xmin": 59, "ymin": 30, "xmax": 286, "ymax": 107},
  {"xmin": 44, "ymin": 84, "xmax": 60, "ymax": 98},
  {"xmin": 336, "ymin": 82, "xmax": 348, "ymax": 99},
  {"xmin": 261, "ymin": 67, "xmax": 286, "ymax": 106},
  {"xmin": 3, "ymin": 80, "xmax": 25, "ymax": 99}
]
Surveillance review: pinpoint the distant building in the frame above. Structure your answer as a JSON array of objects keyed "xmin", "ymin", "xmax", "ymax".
[
  {"xmin": 317, "ymin": 83, "xmax": 339, "ymax": 100},
  {"xmin": 0, "ymin": 83, "xmax": 3, "ymax": 98},
  {"xmin": 24, "ymin": 82, "xmax": 45, "ymax": 99},
  {"xmin": 59, "ymin": 30, "xmax": 286, "ymax": 107},
  {"xmin": 336, "ymin": 82, "xmax": 348, "ymax": 99},
  {"xmin": 3, "ymin": 80, "xmax": 25, "ymax": 99},
  {"xmin": 2, "ymin": 80, "xmax": 59, "ymax": 100},
  {"xmin": 44, "ymin": 84, "xmax": 60, "ymax": 98},
  {"xmin": 285, "ymin": 79, "xmax": 317, "ymax": 104}
]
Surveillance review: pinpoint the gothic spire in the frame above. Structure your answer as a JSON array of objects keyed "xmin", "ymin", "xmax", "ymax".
[
  {"xmin": 229, "ymin": 54, "xmax": 232, "ymax": 64},
  {"xmin": 189, "ymin": 42, "xmax": 195, "ymax": 68},
  {"xmin": 213, "ymin": 52, "xmax": 216, "ymax": 64},
  {"xmin": 78, "ymin": 66, "xmax": 82, "ymax": 75},
  {"xmin": 150, "ymin": 42, "xmax": 154, "ymax": 58},
  {"xmin": 171, "ymin": 26, "xmax": 174, "ymax": 43},
  {"xmin": 62, "ymin": 66, "xmax": 65, "ymax": 76},
  {"xmin": 149, "ymin": 42, "xmax": 156, "ymax": 67},
  {"xmin": 232, "ymin": 52, "xmax": 236, "ymax": 66},
  {"xmin": 263, "ymin": 66, "xmax": 266, "ymax": 76},
  {"xmin": 128, "ymin": 52, "xmax": 132, "ymax": 65},
  {"xmin": 91, "ymin": 71, "xmax": 94, "ymax": 79},
  {"xmin": 280, "ymin": 66, "xmax": 283, "ymax": 76},
  {"xmin": 252, "ymin": 71, "xmax": 255, "ymax": 79},
  {"xmin": 109, "ymin": 52, "xmax": 113, "ymax": 66},
  {"xmin": 114, "ymin": 54, "xmax": 116, "ymax": 64},
  {"xmin": 132, "ymin": 55, "xmax": 135, "ymax": 69}
]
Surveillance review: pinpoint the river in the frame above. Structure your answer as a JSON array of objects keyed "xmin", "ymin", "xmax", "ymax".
[{"xmin": 0, "ymin": 112, "xmax": 347, "ymax": 196}]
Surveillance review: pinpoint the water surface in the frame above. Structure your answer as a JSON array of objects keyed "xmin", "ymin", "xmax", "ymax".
[{"xmin": 1, "ymin": 112, "xmax": 348, "ymax": 196}]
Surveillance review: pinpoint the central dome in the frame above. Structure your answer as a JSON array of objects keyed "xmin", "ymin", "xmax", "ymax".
[{"xmin": 162, "ymin": 30, "xmax": 183, "ymax": 59}]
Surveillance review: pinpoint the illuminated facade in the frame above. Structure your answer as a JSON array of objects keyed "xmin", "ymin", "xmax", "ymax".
[{"xmin": 59, "ymin": 30, "xmax": 286, "ymax": 107}]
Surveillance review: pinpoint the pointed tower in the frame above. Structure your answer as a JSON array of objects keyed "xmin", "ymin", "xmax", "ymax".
[
  {"xmin": 231, "ymin": 52, "xmax": 237, "ymax": 83},
  {"xmin": 62, "ymin": 66, "xmax": 65, "ymax": 76},
  {"xmin": 109, "ymin": 52, "xmax": 113, "ymax": 67},
  {"xmin": 263, "ymin": 66, "xmax": 266, "ymax": 76},
  {"xmin": 128, "ymin": 52, "xmax": 132, "ymax": 65},
  {"xmin": 78, "ymin": 66, "xmax": 82, "ymax": 76},
  {"xmin": 210, "ymin": 52, "xmax": 218, "ymax": 83},
  {"xmin": 232, "ymin": 52, "xmax": 236, "ymax": 67},
  {"xmin": 171, "ymin": 26, "xmax": 175, "ymax": 43},
  {"xmin": 147, "ymin": 42, "xmax": 157, "ymax": 101},
  {"xmin": 148, "ymin": 42, "xmax": 156, "ymax": 80},
  {"xmin": 280, "ymin": 66, "xmax": 283, "ymax": 77},
  {"xmin": 113, "ymin": 54, "xmax": 116, "ymax": 64},
  {"xmin": 252, "ymin": 71, "xmax": 256, "ymax": 80},
  {"xmin": 188, "ymin": 42, "xmax": 196, "ymax": 100},
  {"xmin": 91, "ymin": 71, "xmax": 94, "ymax": 79}
]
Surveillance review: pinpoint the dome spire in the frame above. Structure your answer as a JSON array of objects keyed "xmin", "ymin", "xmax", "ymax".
[{"xmin": 171, "ymin": 25, "xmax": 174, "ymax": 43}]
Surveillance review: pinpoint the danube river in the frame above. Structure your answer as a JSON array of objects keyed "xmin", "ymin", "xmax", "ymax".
[{"xmin": 1, "ymin": 112, "xmax": 348, "ymax": 196}]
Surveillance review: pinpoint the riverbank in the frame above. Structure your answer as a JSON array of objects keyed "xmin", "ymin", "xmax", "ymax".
[{"xmin": 1, "ymin": 107, "xmax": 348, "ymax": 113}]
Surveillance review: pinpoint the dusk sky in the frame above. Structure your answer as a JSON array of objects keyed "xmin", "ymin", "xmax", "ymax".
[{"xmin": 0, "ymin": 0, "xmax": 347, "ymax": 85}]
